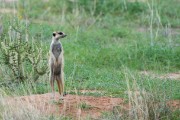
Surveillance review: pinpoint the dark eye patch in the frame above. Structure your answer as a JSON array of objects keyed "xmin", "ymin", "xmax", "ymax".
[
  {"xmin": 52, "ymin": 33, "xmax": 56, "ymax": 37},
  {"xmin": 58, "ymin": 32, "xmax": 63, "ymax": 35}
]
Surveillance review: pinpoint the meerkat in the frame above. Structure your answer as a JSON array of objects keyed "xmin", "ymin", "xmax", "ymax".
[{"xmin": 49, "ymin": 31, "xmax": 67, "ymax": 99}]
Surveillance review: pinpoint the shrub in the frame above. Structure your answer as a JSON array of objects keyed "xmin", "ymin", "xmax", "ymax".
[{"xmin": 0, "ymin": 18, "xmax": 48, "ymax": 84}]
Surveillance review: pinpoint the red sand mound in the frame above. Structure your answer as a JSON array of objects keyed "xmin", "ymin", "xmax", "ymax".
[
  {"xmin": 5, "ymin": 92, "xmax": 180, "ymax": 119},
  {"xmin": 7, "ymin": 93, "xmax": 126, "ymax": 119}
]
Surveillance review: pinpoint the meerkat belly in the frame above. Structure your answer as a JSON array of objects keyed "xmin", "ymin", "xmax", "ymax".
[
  {"xmin": 51, "ymin": 43, "xmax": 62, "ymax": 75},
  {"xmin": 53, "ymin": 64, "xmax": 61, "ymax": 75},
  {"xmin": 50, "ymin": 61, "xmax": 62, "ymax": 75},
  {"xmin": 52, "ymin": 43, "xmax": 62, "ymax": 62}
]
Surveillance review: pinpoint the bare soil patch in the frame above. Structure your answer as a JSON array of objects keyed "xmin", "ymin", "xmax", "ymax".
[
  {"xmin": 0, "ymin": 8, "xmax": 17, "ymax": 14},
  {"xmin": 139, "ymin": 71, "xmax": 180, "ymax": 80},
  {"xmin": 128, "ymin": 0, "xmax": 147, "ymax": 2},
  {"xmin": 6, "ymin": 93, "xmax": 126, "ymax": 119},
  {"xmin": 1, "ymin": 0, "xmax": 17, "ymax": 2},
  {"xmin": 4, "ymin": 92, "xmax": 180, "ymax": 119},
  {"xmin": 67, "ymin": 89, "xmax": 105, "ymax": 94},
  {"xmin": 137, "ymin": 27, "xmax": 180, "ymax": 36},
  {"xmin": 167, "ymin": 100, "xmax": 180, "ymax": 110}
]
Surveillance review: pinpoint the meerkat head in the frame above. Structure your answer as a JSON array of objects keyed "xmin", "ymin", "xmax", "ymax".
[{"xmin": 52, "ymin": 31, "xmax": 67, "ymax": 40}]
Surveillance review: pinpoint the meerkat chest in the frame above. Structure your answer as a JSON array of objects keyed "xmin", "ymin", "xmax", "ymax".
[{"xmin": 52, "ymin": 43, "xmax": 62, "ymax": 59}]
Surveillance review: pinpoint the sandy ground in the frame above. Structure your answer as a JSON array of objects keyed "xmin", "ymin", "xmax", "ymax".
[
  {"xmin": 6, "ymin": 93, "xmax": 126, "ymax": 119},
  {"xmin": 4, "ymin": 92, "xmax": 179, "ymax": 119}
]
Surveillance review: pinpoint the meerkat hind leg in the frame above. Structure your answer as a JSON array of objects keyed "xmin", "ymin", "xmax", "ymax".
[
  {"xmin": 56, "ymin": 75, "xmax": 64, "ymax": 100},
  {"xmin": 50, "ymin": 74, "xmax": 55, "ymax": 99}
]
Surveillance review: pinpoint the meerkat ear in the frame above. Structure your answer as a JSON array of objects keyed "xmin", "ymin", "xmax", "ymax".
[{"xmin": 52, "ymin": 32, "xmax": 56, "ymax": 37}]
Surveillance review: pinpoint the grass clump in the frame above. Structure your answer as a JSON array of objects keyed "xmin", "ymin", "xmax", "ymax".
[
  {"xmin": 100, "ymin": 80, "xmax": 178, "ymax": 120},
  {"xmin": 78, "ymin": 102, "xmax": 92, "ymax": 110}
]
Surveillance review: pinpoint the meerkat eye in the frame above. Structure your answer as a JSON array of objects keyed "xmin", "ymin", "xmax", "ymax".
[
  {"xmin": 58, "ymin": 32, "xmax": 63, "ymax": 35},
  {"xmin": 52, "ymin": 33, "xmax": 56, "ymax": 37}
]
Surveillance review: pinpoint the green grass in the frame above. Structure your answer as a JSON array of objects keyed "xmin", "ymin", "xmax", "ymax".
[{"xmin": 0, "ymin": 0, "xmax": 180, "ymax": 119}]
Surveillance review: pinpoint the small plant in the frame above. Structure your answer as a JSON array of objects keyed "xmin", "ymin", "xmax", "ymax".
[
  {"xmin": 49, "ymin": 100, "xmax": 63, "ymax": 105},
  {"xmin": 78, "ymin": 102, "xmax": 92, "ymax": 110}
]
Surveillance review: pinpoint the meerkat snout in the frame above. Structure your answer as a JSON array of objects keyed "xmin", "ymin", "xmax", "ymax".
[{"xmin": 53, "ymin": 31, "xmax": 67, "ymax": 40}]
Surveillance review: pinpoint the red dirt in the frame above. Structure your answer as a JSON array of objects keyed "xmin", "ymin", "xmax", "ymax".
[
  {"xmin": 167, "ymin": 100, "xmax": 180, "ymax": 110},
  {"xmin": 6, "ymin": 93, "xmax": 126, "ymax": 119},
  {"xmin": 5, "ymin": 92, "xmax": 180, "ymax": 119}
]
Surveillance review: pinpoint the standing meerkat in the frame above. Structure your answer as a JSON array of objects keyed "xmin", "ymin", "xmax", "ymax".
[{"xmin": 49, "ymin": 31, "xmax": 67, "ymax": 99}]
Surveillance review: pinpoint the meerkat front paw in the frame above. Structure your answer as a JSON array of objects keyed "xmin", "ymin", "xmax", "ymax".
[
  {"xmin": 51, "ymin": 92, "xmax": 55, "ymax": 99},
  {"xmin": 59, "ymin": 95, "xmax": 64, "ymax": 100}
]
